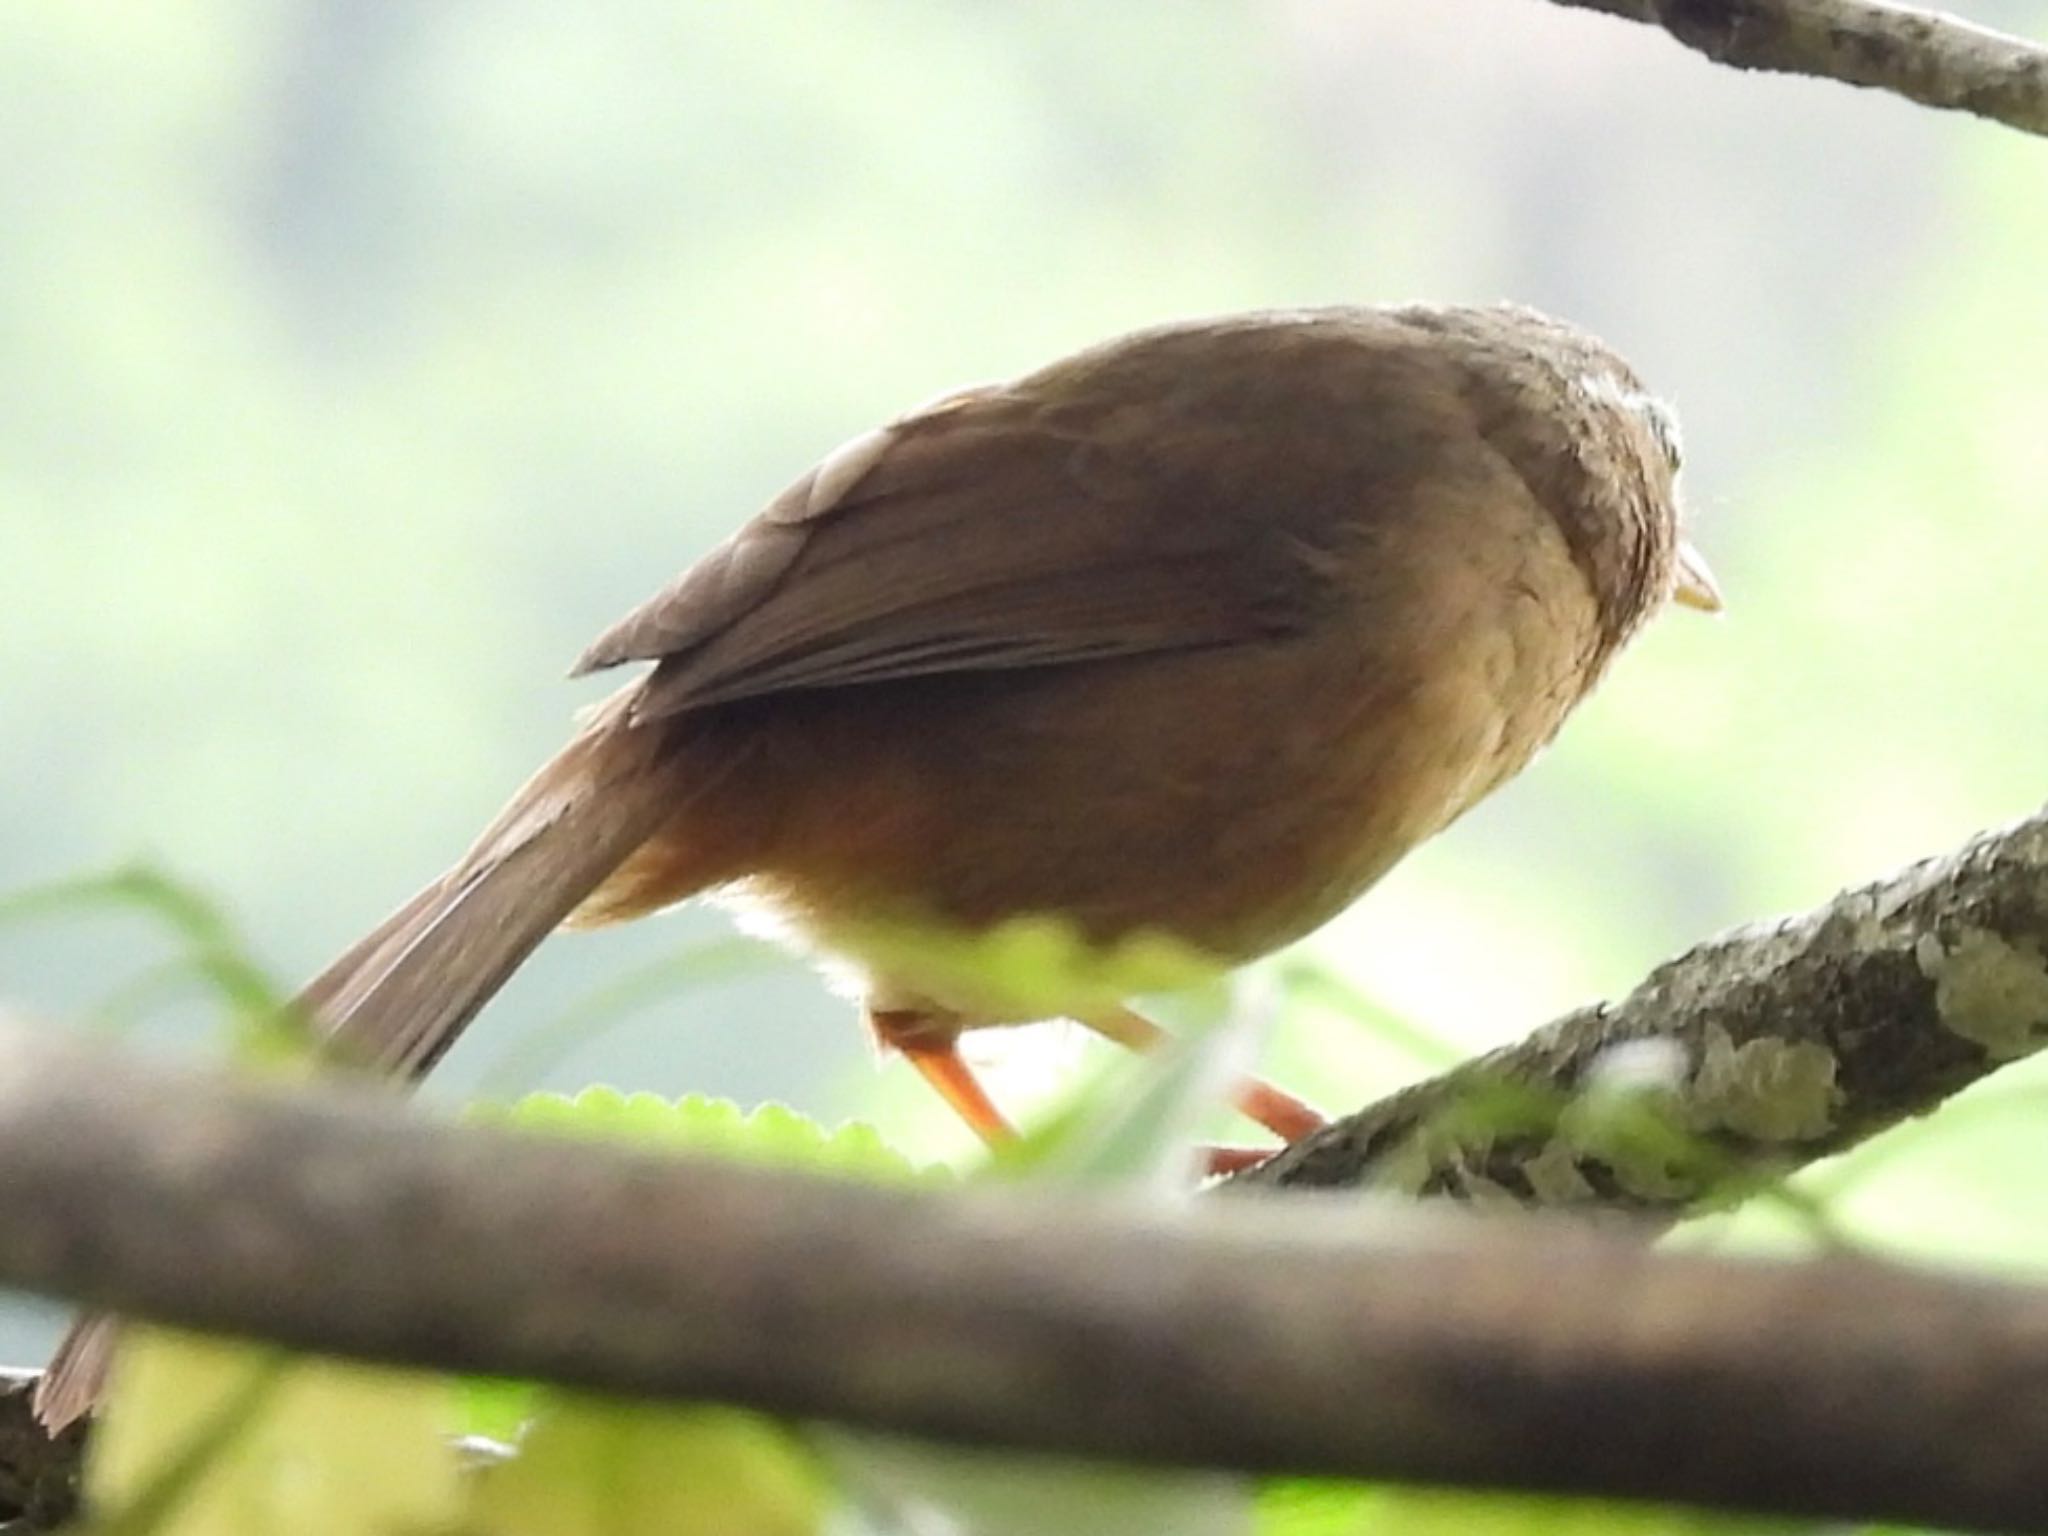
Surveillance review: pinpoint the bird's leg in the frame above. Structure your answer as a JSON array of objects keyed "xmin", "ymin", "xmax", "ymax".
[
  {"xmin": 868, "ymin": 1003, "xmax": 1322, "ymax": 1176},
  {"xmin": 868, "ymin": 1007, "xmax": 1015, "ymax": 1147},
  {"xmin": 1079, "ymin": 1005, "xmax": 1326, "ymax": 1144}
]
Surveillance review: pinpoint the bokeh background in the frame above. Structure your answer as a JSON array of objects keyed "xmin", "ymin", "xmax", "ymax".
[{"xmin": 4, "ymin": 0, "xmax": 2046, "ymax": 1363}]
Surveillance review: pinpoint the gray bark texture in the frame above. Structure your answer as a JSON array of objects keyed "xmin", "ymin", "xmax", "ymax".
[
  {"xmin": 1239, "ymin": 805, "xmax": 2048, "ymax": 1205},
  {"xmin": 1551, "ymin": 0, "xmax": 2048, "ymax": 138}
]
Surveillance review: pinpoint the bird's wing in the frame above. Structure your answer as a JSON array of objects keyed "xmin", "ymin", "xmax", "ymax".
[{"xmin": 573, "ymin": 381, "xmax": 1340, "ymax": 719}]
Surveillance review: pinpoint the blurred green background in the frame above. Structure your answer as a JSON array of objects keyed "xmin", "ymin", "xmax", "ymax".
[{"xmin": 4, "ymin": 0, "xmax": 2047, "ymax": 1365}]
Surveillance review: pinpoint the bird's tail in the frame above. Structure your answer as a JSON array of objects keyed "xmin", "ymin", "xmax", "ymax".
[
  {"xmin": 34, "ymin": 690, "xmax": 687, "ymax": 1430},
  {"xmin": 30, "ymin": 1315, "xmax": 119, "ymax": 1442},
  {"xmin": 296, "ymin": 706, "xmax": 683, "ymax": 1081}
]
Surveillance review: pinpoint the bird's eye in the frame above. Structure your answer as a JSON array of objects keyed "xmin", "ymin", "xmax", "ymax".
[
  {"xmin": 1578, "ymin": 370, "xmax": 1684, "ymax": 475},
  {"xmin": 1641, "ymin": 398, "xmax": 1684, "ymax": 474}
]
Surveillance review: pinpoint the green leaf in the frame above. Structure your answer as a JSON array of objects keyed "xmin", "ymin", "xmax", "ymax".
[
  {"xmin": 1254, "ymin": 1479, "xmax": 1832, "ymax": 1535},
  {"xmin": 832, "ymin": 914, "xmax": 1220, "ymax": 1025},
  {"xmin": 830, "ymin": 1434, "xmax": 1251, "ymax": 1536},
  {"xmin": 1329, "ymin": 1487, "xmax": 1816, "ymax": 1536},
  {"xmin": 87, "ymin": 1328, "xmax": 464, "ymax": 1536},
  {"xmin": 1256, "ymin": 1479, "xmax": 1378, "ymax": 1536},
  {"xmin": 470, "ymin": 1086, "xmax": 944, "ymax": 1183},
  {"xmin": 472, "ymin": 1395, "xmax": 824, "ymax": 1536}
]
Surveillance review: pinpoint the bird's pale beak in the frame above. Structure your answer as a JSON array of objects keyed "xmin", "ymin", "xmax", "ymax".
[{"xmin": 1672, "ymin": 539, "xmax": 1723, "ymax": 613}]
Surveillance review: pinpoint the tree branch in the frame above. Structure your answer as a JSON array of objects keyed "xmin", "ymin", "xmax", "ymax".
[
  {"xmin": 4, "ymin": 1026, "xmax": 2048, "ymax": 1531},
  {"xmin": 1241, "ymin": 802, "xmax": 2048, "ymax": 1203},
  {"xmin": 1545, "ymin": 0, "xmax": 2048, "ymax": 138}
]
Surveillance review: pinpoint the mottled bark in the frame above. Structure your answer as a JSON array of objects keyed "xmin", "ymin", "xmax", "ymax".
[
  {"xmin": 1241, "ymin": 805, "xmax": 2048, "ymax": 1204},
  {"xmin": 1549, "ymin": 0, "xmax": 2048, "ymax": 138}
]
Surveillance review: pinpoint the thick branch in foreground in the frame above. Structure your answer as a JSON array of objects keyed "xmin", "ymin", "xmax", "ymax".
[
  {"xmin": 5, "ymin": 1029, "xmax": 2048, "ymax": 1531},
  {"xmin": 1244, "ymin": 803, "xmax": 2048, "ymax": 1202},
  {"xmin": 1548, "ymin": 0, "xmax": 2048, "ymax": 137}
]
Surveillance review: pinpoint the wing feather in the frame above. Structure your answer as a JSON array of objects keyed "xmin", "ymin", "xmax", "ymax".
[{"xmin": 574, "ymin": 371, "xmax": 1340, "ymax": 720}]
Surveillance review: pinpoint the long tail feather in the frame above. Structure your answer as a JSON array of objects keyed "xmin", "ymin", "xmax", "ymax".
[
  {"xmin": 311, "ymin": 770, "xmax": 677, "ymax": 1079},
  {"xmin": 29, "ymin": 1315, "xmax": 117, "ymax": 1440},
  {"xmin": 35, "ymin": 694, "xmax": 689, "ymax": 1430},
  {"xmin": 302, "ymin": 691, "xmax": 684, "ymax": 1079}
]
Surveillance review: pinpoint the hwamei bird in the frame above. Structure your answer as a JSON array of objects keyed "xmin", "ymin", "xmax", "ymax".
[{"xmin": 36, "ymin": 301, "xmax": 1719, "ymax": 1429}]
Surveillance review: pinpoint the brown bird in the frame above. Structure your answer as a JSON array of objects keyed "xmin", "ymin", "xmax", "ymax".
[{"xmin": 35, "ymin": 302, "xmax": 1718, "ymax": 1429}]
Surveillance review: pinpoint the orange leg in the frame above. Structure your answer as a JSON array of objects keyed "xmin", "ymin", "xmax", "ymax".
[
  {"xmin": 1080, "ymin": 1006, "xmax": 1326, "ymax": 1144},
  {"xmin": 869, "ymin": 1008, "xmax": 1015, "ymax": 1147}
]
